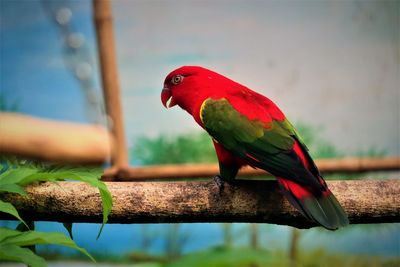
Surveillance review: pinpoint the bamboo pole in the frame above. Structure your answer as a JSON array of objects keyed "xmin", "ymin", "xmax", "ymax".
[
  {"xmin": 93, "ymin": 0, "xmax": 128, "ymax": 171},
  {"xmin": 0, "ymin": 112, "xmax": 112, "ymax": 164},
  {"xmin": 1, "ymin": 180, "xmax": 399, "ymax": 227},
  {"xmin": 102, "ymin": 157, "xmax": 400, "ymax": 180},
  {"xmin": 289, "ymin": 228, "xmax": 300, "ymax": 267}
]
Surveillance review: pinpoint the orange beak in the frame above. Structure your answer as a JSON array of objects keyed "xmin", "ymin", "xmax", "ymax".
[{"xmin": 161, "ymin": 87, "xmax": 177, "ymax": 108}]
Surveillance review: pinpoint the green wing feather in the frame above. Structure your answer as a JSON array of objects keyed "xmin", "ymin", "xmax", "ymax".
[
  {"xmin": 201, "ymin": 98, "xmax": 322, "ymax": 191},
  {"xmin": 201, "ymin": 98, "xmax": 349, "ymax": 229}
]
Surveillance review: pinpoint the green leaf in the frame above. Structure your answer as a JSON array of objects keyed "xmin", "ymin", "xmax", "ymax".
[
  {"xmin": 0, "ymin": 200, "xmax": 28, "ymax": 229},
  {"xmin": 60, "ymin": 173, "xmax": 112, "ymax": 239},
  {"xmin": 20, "ymin": 169, "xmax": 112, "ymax": 238},
  {"xmin": 97, "ymin": 187, "xmax": 112, "ymax": 239},
  {"xmin": 0, "ymin": 164, "xmax": 112, "ymax": 239},
  {"xmin": 0, "ymin": 163, "xmax": 5, "ymax": 172},
  {"xmin": 0, "ymin": 244, "xmax": 46, "ymax": 267},
  {"xmin": 0, "ymin": 167, "xmax": 38, "ymax": 186},
  {"xmin": 0, "ymin": 227, "xmax": 22, "ymax": 242},
  {"xmin": 0, "ymin": 228, "xmax": 95, "ymax": 262},
  {"xmin": 15, "ymin": 221, "xmax": 36, "ymax": 252},
  {"xmin": 17, "ymin": 171, "xmax": 61, "ymax": 186},
  {"xmin": 0, "ymin": 183, "xmax": 27, "ymax": 196},
  {"xmin": 63, "ymin": 222, "xmax": 73, "ymax": 239}
]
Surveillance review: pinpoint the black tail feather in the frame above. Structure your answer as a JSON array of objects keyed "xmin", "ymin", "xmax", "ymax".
[{"xmin": 279, "ymin": 182, "xmax": 349, "ymax": 230}]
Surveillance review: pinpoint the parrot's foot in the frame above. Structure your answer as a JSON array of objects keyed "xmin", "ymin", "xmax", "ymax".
[{"xmin": 213, "ymin": 175, "xmax": 225, "ymax": 195}]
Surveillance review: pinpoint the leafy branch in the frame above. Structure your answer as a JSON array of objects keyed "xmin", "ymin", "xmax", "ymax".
[{"xmin": 0, "ymin": 158, "xmax": 113, "ymax": 266}]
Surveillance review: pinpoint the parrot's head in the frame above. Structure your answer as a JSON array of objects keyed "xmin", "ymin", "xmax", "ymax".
[{"xmin": 161, "ymin": 66, "xmax": 229, "ymax": 115}]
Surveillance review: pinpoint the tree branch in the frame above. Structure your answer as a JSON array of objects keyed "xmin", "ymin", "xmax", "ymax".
[{"xmin": 1, "ymin": 180, "xmax": 398, "ymax": 228}]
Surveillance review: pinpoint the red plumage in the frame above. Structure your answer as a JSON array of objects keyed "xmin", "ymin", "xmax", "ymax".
[{"xmin": 161, "ymin": 66, "xmax": 348, "ymax": 230}]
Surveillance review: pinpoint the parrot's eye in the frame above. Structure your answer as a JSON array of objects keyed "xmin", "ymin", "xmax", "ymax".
[{"xmin": 171, "ymin": 75, "xmax": 184, "ymax": 85}]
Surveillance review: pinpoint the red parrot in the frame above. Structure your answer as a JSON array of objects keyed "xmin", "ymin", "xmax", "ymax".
[{"xmin": 161, "ymin": 66, "xmax": 348, "ymax": 230}]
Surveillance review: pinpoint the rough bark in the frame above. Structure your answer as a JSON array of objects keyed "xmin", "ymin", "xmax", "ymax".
[{"xmin": 0, "ymin": 180, "xmax": 398, "ymax": 228}]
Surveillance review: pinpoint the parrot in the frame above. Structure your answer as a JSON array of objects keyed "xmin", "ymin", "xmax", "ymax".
[{"xmin": 161, "ymin": 66, "xmax": 349, "ymax": 230}]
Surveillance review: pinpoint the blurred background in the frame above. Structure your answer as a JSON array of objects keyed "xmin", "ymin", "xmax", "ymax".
[{"xmin": 1, "ymin": 0, "xmax": 399, "ymax": 266}]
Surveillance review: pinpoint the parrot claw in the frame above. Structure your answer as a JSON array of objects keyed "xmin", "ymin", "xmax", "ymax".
[{"xmin": 213, "ymin": 175, "xmax": 225, "ymax": 195}]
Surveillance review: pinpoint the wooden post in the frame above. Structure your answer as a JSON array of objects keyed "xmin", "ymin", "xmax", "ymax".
[
  {"xmin": 0, "ymin": 112, "xmax": 112, "ymax": 164},
  {"xmin": 289, "ymin": 228, "xmax": 300, "ymax": 267},
  {"xmin": 250, "ymin": 224, "xmax": 259, "ymax": 250},
  {"xmin": 101, "ymin": 157, "xmax": 400, "ymax": 181},
  {"xmin": 93, "ymin": 0, "xmax": 128, "ymax": 174}
]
